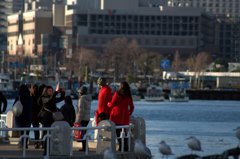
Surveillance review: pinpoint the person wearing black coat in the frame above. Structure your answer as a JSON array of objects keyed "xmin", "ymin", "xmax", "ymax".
[
  {"xmin": 13, "ymin": 84, "xmax": 33, "ymax": 149},
  {"xmin": 60, "ymin": 96, "xmax": 75, "ymax": 127},
  {"xmin": 38, "ymin": 85, "xmax": 65, "ymax": 155},
  {"xmin": 38, "ymin": 86, "xmax": 65, "ymax": 127},
  {"xmin": 30, "ymin": 84, "xmax": 42, "ymax": 149},
  {"xmin": 0, "ymin": 92, "xmax": 7, "ymax": 114}
]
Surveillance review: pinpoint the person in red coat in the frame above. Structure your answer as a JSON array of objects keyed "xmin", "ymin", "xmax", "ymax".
[
  {"xmin": 108, "ymin": 81, "xmax": 134, "ymax": 151},
  {"xmin": 95, "ymin": 77, "xmax": 112, "ymax": 125}
]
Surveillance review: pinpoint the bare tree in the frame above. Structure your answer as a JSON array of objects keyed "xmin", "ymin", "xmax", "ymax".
[
  {"xmin": 103, "ymin": 37, "xmax": 129, "ymax": 81},
  {"xmin": 127, "ymin": 39, "xmax": 142, "ymax": 82},
  {"xmin": 67, "ymin": 47, "xmax": 98, "ymax": 80},
  {"xmin": 186, "ymin": 52, "xmax": 212, "ymax": 88},
  {"xmin": 171, "ymin": 50, "xmax": 182, "ymax": 72},
  {"xmin": 138, "ymin": 52, "xmax": 161, "ymax": 78}
]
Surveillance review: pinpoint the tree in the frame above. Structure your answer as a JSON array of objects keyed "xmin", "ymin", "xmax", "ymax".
[
  {"xmin": 127, "ymin": 39, "xmax": 143, "ymax": 82},
  {"xmin": 138, "ymin": 52, "xmax": 162, "ymax": 78},
  {"xmin": 171, "ymin": 50, "xmax": 182, "ymax": 72},
  {"xmin": 213, "ymin": 58, "xmax": 228, "ymax": 72},
  {"xmin": 103, "ymin": 37, "xmax": 129, "ymax": 81},
  {"xmin": 68, "ymin": 47, "xmax": 98, "ymax": 81},
  {"xmin": 186, "ymin": 52, "xmax": 212, "ymax": 88}
]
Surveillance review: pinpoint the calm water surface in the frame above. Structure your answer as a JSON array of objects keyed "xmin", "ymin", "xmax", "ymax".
[{"xmin": 6, "ymin": 99, "xmax": 240, "ymax": 158}]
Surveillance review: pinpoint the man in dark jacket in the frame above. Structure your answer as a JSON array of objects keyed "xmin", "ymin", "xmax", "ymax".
[{"xmin": 0, "ymin": 92, "xmax": 7, "ymax": 114}]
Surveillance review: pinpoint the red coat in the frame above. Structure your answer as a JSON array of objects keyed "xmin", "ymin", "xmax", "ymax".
[
  {"xmin": 97, "ymin": 85, "xmax": 112, "ymax": 115},
  {"xmin": 108, "ymin": 92, "xmax": 134, "ymax": 125}
]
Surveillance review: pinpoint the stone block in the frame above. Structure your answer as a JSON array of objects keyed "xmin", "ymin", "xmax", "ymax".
[
  {"xmin": 5, "ymin": 110, "xmax": 19, "ymax": 138},
  {"xmin": 97, "ymin": 120, "xmax": 116, "ymax": 154},
  {"xmin": 50, "ymin": 121, "xmax": 72, "ymax": 156}
]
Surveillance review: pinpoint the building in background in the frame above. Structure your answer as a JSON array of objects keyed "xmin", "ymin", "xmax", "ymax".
[
  {"xmin": 0, "ymin": 0, "xmax": 24, "ymax": 53},
  {"xmin": 5, "ymin": 0, "xmax": 240, "ymax": 76},
  {"xmin": 65, "ymin": 6, "xmax": 215, "ymax": 56},
  {"xmin": 7, "ymin": 12, "xmax": 23, "ymax": 56},
  {"xmin": 24, "ymin": 0, "xmax": 53, "ymax": 12},
  {"xmin": 168, "ymin": 0, "xmax": 240, "ymax": 19}
]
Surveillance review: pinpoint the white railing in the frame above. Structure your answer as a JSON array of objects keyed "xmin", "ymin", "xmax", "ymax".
[
  {"xmin": 0, "ymin": 114, "xmax": 7, "ymax": 136},
  {"xmin": 0, "ymin": 115, "xmax": 134, "ymax": 157},
  {"xmin": 0, "ymin": 127, "xmax": 56, "ymax": 157}
]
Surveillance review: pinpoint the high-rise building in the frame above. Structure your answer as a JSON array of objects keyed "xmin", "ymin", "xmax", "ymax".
[
  {"xmin": 168, "ymin": 0, "xmax": 240, "ymax": 19},
  {"xmin": 0, "ymin": 0, "xmax": 24, "ymax": 52}
]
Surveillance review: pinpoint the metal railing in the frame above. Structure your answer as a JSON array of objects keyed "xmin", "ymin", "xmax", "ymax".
[
  {"xmin": 0, "ymin": 127, "xmax": 55, "ymax": 157},
  {"xmin": 0, "ymin": 115, "xmax": 134, "ymax": 157},
  {"xmin": 0, "ymin": 114, "xmax": 6, "ymax": 136}
]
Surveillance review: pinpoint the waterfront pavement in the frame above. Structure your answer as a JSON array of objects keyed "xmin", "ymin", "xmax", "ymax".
[
  {"xmin": 0, "ymin": 138, "xmax": 138, "ymax": 159},
  {"xmin": 0, "ymin": 138, "xmax": 98, "ymax": 158}
]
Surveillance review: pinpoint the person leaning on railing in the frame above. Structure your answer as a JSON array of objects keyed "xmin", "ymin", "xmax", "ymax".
[{"xmin": 107, "ymin": 81, "xmax": 134, "ymax": 152}]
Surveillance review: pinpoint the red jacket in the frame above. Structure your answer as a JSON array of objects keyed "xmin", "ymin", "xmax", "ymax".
[
  {"xmin": 108, "ymin": 92, "xmax": 134, "ymax": 125},
  {"xmin": 97, "ymin": 85, "xmax": 112, "ymax": 115}
]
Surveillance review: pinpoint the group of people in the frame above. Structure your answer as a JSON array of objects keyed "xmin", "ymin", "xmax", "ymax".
[
  {"xmin": 4, "ymin": 77, "xmax": 134, "ymax": 154},
  {"xmin": 12, "ymin": 83, "xmax": 71, "ymax": 154},
  {"xmin": 95, "ymin": 77, "xmax": 134, "ymax": 151}
]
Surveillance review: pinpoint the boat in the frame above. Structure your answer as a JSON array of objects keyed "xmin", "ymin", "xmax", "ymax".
[
  {"xmin": 169, "ymin": 88, "xmax": 189, "ymax": 102},
  {"xmin": 145, "ymin": 85, "xmax": 165, "ymax": 102},
  {"xmin": 130, "ymin": 84, "xmax": 141, "ymax": 101}
]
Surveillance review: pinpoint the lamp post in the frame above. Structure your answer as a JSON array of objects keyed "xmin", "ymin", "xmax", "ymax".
[{"xmin": 1, "ymin": 51, "xmax": 4, "ymax": 73}]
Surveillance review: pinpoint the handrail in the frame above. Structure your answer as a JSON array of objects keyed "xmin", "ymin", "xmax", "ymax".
[
  {"xmin": 0, "ymin": 115, "xmax": 135, "ymax": 157},
  {"xmin": 0, "ymin": 127, "xmax": 56, "ymax": 157}
]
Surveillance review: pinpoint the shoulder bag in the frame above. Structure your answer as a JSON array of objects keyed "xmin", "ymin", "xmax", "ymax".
[
  {"xmin": 12, "ymin": 96, "xmax": 23, "ymax": 117},
  {"xmin": 52, "ymin": 110, "xmax": 64, "ymax": 121}
]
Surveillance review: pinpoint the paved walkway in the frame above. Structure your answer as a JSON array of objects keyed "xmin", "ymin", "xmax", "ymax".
[{"xmin": 0, "ymin": 140, "xmax": 96, "ymax": 158}]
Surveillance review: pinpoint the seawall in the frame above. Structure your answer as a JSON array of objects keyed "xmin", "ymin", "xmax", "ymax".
[{"xmin": 163, "ymin": 89, "xmax": 240, "ymax": 100}]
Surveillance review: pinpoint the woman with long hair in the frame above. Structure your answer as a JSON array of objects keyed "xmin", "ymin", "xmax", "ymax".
[{"xmin": 107, "ymin": 81, "xmax": 134, "ymax": 151}]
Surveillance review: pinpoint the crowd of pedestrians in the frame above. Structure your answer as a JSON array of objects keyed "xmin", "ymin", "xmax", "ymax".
[{"xmin": 0, "ymin": 77, "xmax": 135, "ymax": 154}]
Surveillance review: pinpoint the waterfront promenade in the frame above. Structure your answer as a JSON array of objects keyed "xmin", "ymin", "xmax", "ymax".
[
  {"xmin": 0, "ymin": 141, "xmax": 136, "ymax": 158},
  {"xmin": 0, "ymin": 112, "xmax": 148, "ymax": 159}
]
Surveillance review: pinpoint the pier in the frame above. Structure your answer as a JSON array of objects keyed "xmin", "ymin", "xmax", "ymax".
[{"xmin": 0, "ymin": 112, "xmax": 149, "ymax": 159}]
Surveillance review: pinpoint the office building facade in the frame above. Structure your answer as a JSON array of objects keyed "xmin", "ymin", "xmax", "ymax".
[
  {"xmin": 0, "ymin": 0, "xmax": 24, "ymax": 52},
  {"xmin": 65, "ymin": 7, "xmax": 214, "ymax": 57},
  {"xmin": 168, "ymin": 0, "xmax": 240, "ymax": 19},
  {"xmin": 7, "ymin": 9, "xmax": 52, "ymax": 57}
]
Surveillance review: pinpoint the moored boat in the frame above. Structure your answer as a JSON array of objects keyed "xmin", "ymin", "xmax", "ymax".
[
  {"xmin": 145, "ymin": 85, "xmax": 165, "ymax": 102},
  {"xmin": 169, "ymin": 88, "xmax": 189, "ymax": 102}
]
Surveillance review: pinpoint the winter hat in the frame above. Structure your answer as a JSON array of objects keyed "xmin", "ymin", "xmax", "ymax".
[
  {"xmin": 97, "ymin": 77, "xmax": 106, "ymax": 86},
  {"xmin": 78, "ymin": 86, "xmax": 87, "ymax": 95}
]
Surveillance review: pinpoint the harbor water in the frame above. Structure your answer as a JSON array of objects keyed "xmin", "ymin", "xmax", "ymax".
[{"xmin": 5, "ymin": 99, "xmax": 240, "ymax": 159}]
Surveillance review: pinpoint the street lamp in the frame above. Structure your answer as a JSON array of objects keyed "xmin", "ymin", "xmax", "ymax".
[{"xmin": 1, "ymin": 51, "xmax": 4, "ymax": 73}]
